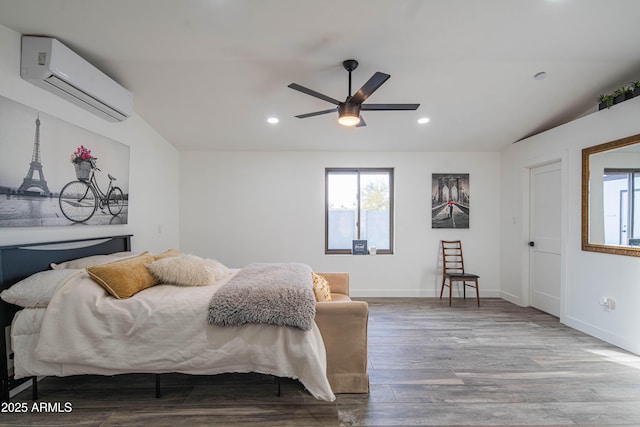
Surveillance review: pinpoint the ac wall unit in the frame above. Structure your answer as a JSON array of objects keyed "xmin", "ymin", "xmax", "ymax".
[{"xmin": 20, "ymin": 36, "xmax": 133, "ymax": 122}]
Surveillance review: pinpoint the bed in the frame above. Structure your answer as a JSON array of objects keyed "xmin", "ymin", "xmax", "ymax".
[{"xmin": 0, "ymin": 235, "xmax": 335, "ymax": 402}]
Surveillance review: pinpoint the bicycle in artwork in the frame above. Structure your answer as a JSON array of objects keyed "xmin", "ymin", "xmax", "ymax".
[{"xmin": 58, "ymin": 146, "xmax": 124, "ymax": 223}]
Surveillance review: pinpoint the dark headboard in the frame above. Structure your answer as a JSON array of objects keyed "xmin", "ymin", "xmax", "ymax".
[{"xmin": 0, "ymin": 234, "xmax": 132, "ymax": 401}]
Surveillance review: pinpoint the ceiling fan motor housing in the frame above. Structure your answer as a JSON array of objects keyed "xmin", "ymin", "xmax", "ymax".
[
  {"xmin": 339, "ymin": 102, "xmax": 361, "ymax": 118},
  {"xmin": 343, "ymin": 59, "xmax": 359, "ymax": 72}
]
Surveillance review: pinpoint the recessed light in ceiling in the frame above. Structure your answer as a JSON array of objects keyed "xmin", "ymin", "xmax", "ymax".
[
  {"xmin": 418, "ymin": 117, "xmax": 430, "ymax": 124},
  {"xmin": 267, "ymin": 117, "xmax": 279, "ymax": 124},
  {"xmin": 534, "ymin": 72, "xmax": 547, "ymax": 80}
]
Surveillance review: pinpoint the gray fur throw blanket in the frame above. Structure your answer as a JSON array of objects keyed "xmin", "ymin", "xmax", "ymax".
[{"xmin": 208, "ymin": 263, "xmax": 316, "ymax": 331}]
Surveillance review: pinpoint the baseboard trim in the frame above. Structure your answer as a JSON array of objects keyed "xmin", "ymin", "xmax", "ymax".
[
  {"xmin": 499, "ymin": 291, "xmax": 523, "ymax": 306},
  {"xmin": 562, "ymin": 315, "xmax": 640, "ymax": 355},
  {"xmin": 350, "ymin": 290, "xmax": 502, "ymax": 298}
]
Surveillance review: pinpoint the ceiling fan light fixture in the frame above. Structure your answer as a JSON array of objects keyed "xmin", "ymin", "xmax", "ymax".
[
  {"xmin": 338, "ymin": 114, "xmax": 360, "ymax": 126},
  {"xmin": 338, "ymin": 103, "xmax": 360, "ymax": 127}
]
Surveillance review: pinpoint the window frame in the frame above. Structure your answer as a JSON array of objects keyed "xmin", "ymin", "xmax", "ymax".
[{"xmin": 325, "ymin": 167, "xmax": 394, "ymax": 255}]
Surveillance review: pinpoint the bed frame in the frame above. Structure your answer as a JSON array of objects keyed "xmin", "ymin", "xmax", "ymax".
[{"xmin": 0, "ymin": 235, "xmax": 132, "ymax": 402}]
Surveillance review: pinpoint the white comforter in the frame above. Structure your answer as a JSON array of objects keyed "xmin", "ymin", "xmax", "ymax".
[{"xmin": 11, "ymin": 270, "xmax": 335, "ymax": 401}]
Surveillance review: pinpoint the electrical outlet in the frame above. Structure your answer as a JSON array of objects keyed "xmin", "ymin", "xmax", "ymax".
[
  {"xmin": 599, "ymin": 297, "xmax": 615, "ymax": 311},
  {"xmin": 607, "ymin": 299, "xmax": 616, "ymax": 310}
]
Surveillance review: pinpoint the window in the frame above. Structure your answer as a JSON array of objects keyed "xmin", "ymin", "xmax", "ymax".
[
  {"xmin": 603, "ymin": 168, "xmax": 640, "ymax": 246},
  {"xmin": 325, "ymin": 168, "xmax": 394, "ymax": 254}
]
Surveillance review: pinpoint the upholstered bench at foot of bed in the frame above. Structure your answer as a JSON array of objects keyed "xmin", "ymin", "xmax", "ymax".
[{"xmin": 314, "ymin": 272, "xmax": 369, "ymax": 394}]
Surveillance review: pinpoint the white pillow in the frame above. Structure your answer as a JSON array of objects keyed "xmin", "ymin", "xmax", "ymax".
[
  {"xmin": 51, "ymin": 251, "xmax": 141, "ymax": 270},
  {"xmin": 146, "ymin": 254, "xmax": 229, "ymax": 286},
  {"xmin": 0, "ymin": 269, "xmax": 84, "ymax": 308}
]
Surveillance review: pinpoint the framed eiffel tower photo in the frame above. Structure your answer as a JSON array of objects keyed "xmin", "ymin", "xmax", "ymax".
[{"xmin": 0, "ymin": 95, "xmax": 130, "ymax": 227}]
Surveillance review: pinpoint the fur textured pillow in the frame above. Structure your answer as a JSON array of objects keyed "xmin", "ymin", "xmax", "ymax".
[{"xmin": 146, "ymin": 254, "xmax": 228, "ymax": 286}]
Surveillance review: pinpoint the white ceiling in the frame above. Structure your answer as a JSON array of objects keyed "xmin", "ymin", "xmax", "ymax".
[{"xmin": 1, "ymin": 0, "xmax": 640, "ymax": 152}]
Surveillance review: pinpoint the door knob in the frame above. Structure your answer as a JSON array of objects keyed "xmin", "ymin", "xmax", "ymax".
[{"xmin": 528, "ymin": 241, "xmax": 535, "ymax": 247}]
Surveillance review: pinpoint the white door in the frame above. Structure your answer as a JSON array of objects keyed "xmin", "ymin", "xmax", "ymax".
[{"xmin": 529, "ymin": 162, "xmax": 561, "ymax": 317}]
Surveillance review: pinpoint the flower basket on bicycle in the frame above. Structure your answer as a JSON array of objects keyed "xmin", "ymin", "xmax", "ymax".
[
  {"xmin": 71, "ymin": 146, "xmax": 94, "ymax": 181},
  {"xmin": 74, "ymin": 160, "xmax": 92, "ymax": 181}
]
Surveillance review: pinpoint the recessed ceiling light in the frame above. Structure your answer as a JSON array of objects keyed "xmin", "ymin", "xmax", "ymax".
[
  {"xmin": 534, "ymin": 72, "xmax": 547, "ymax": 80},
  {"xmin": 418, "ymin": 117, "xmax": 430, "ymax": 124},
  {"xmin": 267, "ymin": 117, "xmax": 279, "ymax": 124}
]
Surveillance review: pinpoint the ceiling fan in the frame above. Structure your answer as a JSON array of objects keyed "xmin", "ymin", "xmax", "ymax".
[{"xmin": 288, "ymin": 59, "xmax": 420, "ymax": 127}]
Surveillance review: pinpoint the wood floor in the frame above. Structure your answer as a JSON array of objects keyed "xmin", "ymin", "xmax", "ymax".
[{"xmin": 3, "ymin": 298, "xmax": 640, "ymax": 426}]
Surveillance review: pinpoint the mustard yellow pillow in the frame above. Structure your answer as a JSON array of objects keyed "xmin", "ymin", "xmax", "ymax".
[
  {"xmin": 87, "ymin": 253, "xmax": 158, "ymax": 299},
  {"xmin": 152, "ymin": 249, "xmax": 180, "ymax": 260},
  {"xmin": 312, "ymin": 272, "xmax": 332, "ymax": 302}
]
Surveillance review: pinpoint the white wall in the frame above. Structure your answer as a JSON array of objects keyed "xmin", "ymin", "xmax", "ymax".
[
  {"xmin": 0, "ymin": 24, "xmax": 180, "ymax": 252},
  {"xmin": 501, "ymin": 96, "xmax": 640, "ymax": 355},
  {"xmin": 180, "ymin": 151, "xmax": 501, "ymax": 297}
]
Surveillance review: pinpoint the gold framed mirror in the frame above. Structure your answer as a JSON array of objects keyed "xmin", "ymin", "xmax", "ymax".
[{"xmin": 582, "ymin": 133, "xmax": 640, "ymax": 256}]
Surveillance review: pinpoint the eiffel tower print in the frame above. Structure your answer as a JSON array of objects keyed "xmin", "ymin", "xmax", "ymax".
[{"xmin": 17, "ymin": 114, "xmax": 51, "ymax": 196}]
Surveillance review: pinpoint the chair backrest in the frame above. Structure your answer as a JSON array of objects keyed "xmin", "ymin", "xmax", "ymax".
[{"xmin": 441, "ymin": 240, "xmax": 466, "ymax": 274}]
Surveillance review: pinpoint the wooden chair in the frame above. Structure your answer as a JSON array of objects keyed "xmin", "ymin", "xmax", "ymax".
[{"xmin": 440, "ymin": 240, "xmax": 480, "ymax": 306}]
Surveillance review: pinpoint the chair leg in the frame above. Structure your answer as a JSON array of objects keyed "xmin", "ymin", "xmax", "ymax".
[
  {"xmin": 475, "ymin": 280, "xmax": 480, "ymax": 306},
  {"xmin": 449, "ymin": 280, "xmax": 453, "ymax": 306},
  {"xmin": 463, "ymin": 281, "xmax": 466, "ymax": 299}
]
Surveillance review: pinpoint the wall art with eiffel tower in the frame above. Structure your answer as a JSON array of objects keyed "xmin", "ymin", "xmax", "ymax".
[{"xmin": 0, "ymin": 95, "xmax": 130, "ymax": 227}]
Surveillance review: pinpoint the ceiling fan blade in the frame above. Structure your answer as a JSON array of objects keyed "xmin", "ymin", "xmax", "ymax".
[
  {"xmin": 349, "ymin": 72, "xmax": 390, "ymax": 105},
  {"xmin": 361, "ymin": 103, "xmax": 420, "ymax": 111},
  {"xmin": 288, "ymin": 83, "xmax": 341, "ymax": 105},
  {"xmin": 295, "ymin": 108, "xmax": 337, "ymax": 119},
  {"xmin": 356, "ymin": 116, "xmax": 367, "ymax": 127}
]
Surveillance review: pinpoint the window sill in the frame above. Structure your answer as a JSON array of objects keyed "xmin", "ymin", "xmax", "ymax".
[{"xmin": 325, "ymin": 251, "xmax": 394, "ymax": 256}]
